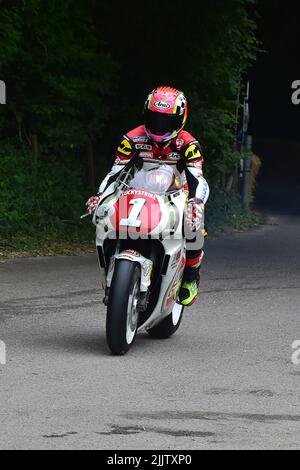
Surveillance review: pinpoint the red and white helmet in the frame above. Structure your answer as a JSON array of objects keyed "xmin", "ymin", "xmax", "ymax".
[{"xmin": 144, "ymin": 86, "xmax": 188, "ymax": 144}]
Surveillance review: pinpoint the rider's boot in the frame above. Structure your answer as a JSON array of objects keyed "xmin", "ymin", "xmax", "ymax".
[
  {"xmin": 179, "ymin": 270, "xmax": 200, "ymax": 307},
  {"xmin": 179, "ymin": 250, "xmax": 204, "ymax": 307}
]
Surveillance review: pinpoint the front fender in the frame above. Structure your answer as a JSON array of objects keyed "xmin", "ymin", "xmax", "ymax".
[{"xmin": 106, "ymin": 250, "xmax": 153, "ymax": 293}]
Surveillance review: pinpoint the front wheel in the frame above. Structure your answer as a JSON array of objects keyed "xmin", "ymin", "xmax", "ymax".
[
  {"xmin": 147, "ymin": 303, "xmax": 184, "ymax": 339},
  {"xmin": 106, "ymin": 261, "xmax": 141, "ymax": 355}
]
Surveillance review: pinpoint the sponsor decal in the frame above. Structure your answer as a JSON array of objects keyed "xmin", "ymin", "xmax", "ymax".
[
  {"xmin": 123, "ymin": 249, "xmax": 141, "ymax": 257},
  {"xmin": 167, "ymin": 276, "xmax": 181, "ymax": 305},
  {"xmin": 166, "ymin": 255, "xmax": 186, "ymax": 305},
  {"xmin": 185, "ymin": 143, "xmax": 202, "ymax": 161},
  {"xmin": 193, "ymin": 161, "xmax": 203, "ymax": 169},
  {"xmin": 117, "ymin": 138, "xmax": 132, "ymax": 156},
  {"xmin": 142, "ymin": 260, "xmax": 153, "ymax": 278},
  {"xmin": 133, "ymin": 136, "xmax": 149, "ymax": 142},
  {"xmin": 98, "ymin": 204, "xmax": 115, "ymax": 218},
  {"xmin": 154, "ymin": 100, "xmax": 171, "ymax": 110},
  {"xmin": 123, "ymin": 189, "xmax": 157, "ymax": 200},
  {"xmin": 135, "ymin": 144, "xmax": 152, "ymax": 151},
  {"xmin": 139, "ymin": 152, "xmax": 154, "ymax": 158},
  {"xmin": 167, "ymin": 152, "xmax": 180, "ymax": 161},
  {"xmin": 176, "ymin": 138, "xmax": 184, "ymax": 149},
  {"xmin": 108, "ymin": 257, "xmax": 115, "ymax": 273},
  {"xmin": 200, "ymin": 182, "xmax": 209, "ymax": 202},
  {"xmin": 119, "ymin": 250, "xmax": 142, "ymax": 262},
  {"xmin": 171, "ymin": 250, "xmax": 182, "ymax": 267}
]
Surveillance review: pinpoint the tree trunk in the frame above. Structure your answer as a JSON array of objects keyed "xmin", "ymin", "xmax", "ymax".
[
  {"xmin": 30, "ymin": 134, "xmax": 39, "ymax": 163},
  {"xmin": 86, "ymin": 140, "xmax": 96, "ymax": 188},
  {"xmin": 225, "ymin": 173, "xmax": 234, "ymax": 192}
]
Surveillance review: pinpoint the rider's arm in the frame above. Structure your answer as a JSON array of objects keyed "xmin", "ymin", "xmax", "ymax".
[
  {"xmin": 182, "ymin": 140, "xmax": 210, "ymax": 204},
  {"xmin": 98, "ymin": 135, "xmax": 136, "ymax": 194},
  {"xmin": 185, "ymin": 165, "xmax": 210, "ymax": 204},
  {"xmin": 98, "ymin": 164, "xmax": 125, "ymax": 194}
]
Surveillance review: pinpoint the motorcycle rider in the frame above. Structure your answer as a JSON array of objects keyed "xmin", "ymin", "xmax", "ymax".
[{"xmin": 87, "ymin": 87, "xmax": 210, "ymax": 306}]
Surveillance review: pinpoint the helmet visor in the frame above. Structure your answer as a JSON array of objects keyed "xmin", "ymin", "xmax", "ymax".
[{"xmin": 145, "ymin": 110, "xmax": 182, "ymax": 136}]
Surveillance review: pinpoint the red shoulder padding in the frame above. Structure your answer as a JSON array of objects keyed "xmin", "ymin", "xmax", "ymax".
[{"xmin": 127, "ymin": 125, "xmax": 148, "ymax": 140}]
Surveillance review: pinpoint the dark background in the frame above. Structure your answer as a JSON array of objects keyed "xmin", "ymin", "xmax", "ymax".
[
  {"xmin": 1, "ymin": 0, "xmax": 299, "ymax": 251},
  {"xmin": 250, "ymin": 1, "xmax": 300, "ymax": 213},
  {"xmin": 0, "ymin": 0, "xmax": 260, "ymax": 244}
]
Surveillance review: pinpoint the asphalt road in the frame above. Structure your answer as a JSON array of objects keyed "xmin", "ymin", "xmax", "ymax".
[{"xmin": 0, "ymin": 213, "xmax": 300, "ymax": 450}]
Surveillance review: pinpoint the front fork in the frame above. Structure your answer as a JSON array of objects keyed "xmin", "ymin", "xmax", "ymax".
[{"xmin": 98, "ymin": 245, "xmax": 153, "ymax": 311}]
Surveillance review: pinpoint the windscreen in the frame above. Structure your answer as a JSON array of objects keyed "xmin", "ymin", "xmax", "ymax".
[{"xmin": 129, "ymin": 166, "xmax": 175, "ymax": 195}]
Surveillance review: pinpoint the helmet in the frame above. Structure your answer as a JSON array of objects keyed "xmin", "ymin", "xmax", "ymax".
[{"xmin": 144, "ymin": 86, "xmax": 188, "ymax": 144}]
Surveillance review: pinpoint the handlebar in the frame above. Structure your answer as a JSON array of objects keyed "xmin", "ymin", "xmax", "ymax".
[{"xmin": 80, "ymin": 213, "xmax": 92, "ymax": 219}]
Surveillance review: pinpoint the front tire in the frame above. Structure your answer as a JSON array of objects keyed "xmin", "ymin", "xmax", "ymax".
[
  {"xmin": 106, "ymin": 261, "xmax": 141, "ymax": 355},
  {"xmin": 147, "ymin": 303, "xmax": 184, "ymax": 339}
]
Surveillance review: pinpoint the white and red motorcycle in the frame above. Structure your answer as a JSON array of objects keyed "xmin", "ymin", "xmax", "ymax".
[{"xmin": 93, "ymin": 159, "xmax": 190, "ymax": 355}]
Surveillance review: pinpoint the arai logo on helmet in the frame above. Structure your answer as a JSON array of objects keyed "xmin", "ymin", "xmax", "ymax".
[{"xmin": 154, "ymin": 100, "xmax": 171, "ymax": 110}]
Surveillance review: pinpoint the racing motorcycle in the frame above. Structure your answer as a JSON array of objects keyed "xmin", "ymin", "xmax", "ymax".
[{"xmin": 91, "ymin": 157, "xmax": 191, "ymax": 355}]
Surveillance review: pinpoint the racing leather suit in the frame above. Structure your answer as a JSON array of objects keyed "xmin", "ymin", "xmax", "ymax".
[{"xmin": 98, "ymin": 125, "xmax": 210, "ymax": 282}]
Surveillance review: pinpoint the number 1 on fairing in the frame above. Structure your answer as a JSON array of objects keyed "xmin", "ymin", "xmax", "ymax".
[{"xmin": 120, "ymin": 198, "xmax": 146, "ymax": 228}]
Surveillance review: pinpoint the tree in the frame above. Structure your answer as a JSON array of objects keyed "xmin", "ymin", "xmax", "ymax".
[{"xmin": 0, "ymin": 0, "xmax": 118, "ymax": 153}]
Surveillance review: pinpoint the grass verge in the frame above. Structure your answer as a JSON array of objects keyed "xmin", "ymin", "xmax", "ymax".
[
  {"xmin": 206, "ymin": 189, "xmax": 265, "ymax": 236},
  {"xmin": 0, "ymin": 222, "xmax": 95, "ymax": 260},
  {"xmin": 0, "ymin": 191, "xmax": 264, "ymax": 259}
]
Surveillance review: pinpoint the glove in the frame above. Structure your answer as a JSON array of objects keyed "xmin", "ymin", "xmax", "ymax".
[
  {"xmin": 186, "ymin": 198, "xmax": 204, "ymax": 231},
  {"xmin": 86, "ymin": 195, "xmax": 101, "ymax": 214}
]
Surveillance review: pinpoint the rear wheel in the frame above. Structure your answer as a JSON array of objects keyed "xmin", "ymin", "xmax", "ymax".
[
  {"xmin": 147, "ymin": 303, "xmax": 184, "ymax": 339},
  {"xmin": 106, "ymin": 261, "xmax": 141, "ymax": 355}
]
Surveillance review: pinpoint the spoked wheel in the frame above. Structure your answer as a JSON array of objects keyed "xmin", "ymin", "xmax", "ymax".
[
  {"xmin": 147, "ymin": 302, "xmax": 184, "ymax": 339},
  {"xmin": 106, "ymin": 261, "xmax": 141, "ymax": 355}
]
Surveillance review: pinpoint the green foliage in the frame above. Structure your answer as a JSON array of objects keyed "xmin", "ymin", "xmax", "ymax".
[
  {"xmin": 206, "ymin": 188, "xmax": 264, "ymax": 235},
  {"xmin": 0, "ymin": 142, "xmax": 90, "ymax": 238},
  {"xmin": 0, "ymin": 0, "xmax": 259, "ymax": 249},
  {"xmin": 0, "ymin": 0, "xmax": 118, "ymax": 150},
  {"xmin": 94, "ymin": 0, "xmax": 258, "ymax": 178}
]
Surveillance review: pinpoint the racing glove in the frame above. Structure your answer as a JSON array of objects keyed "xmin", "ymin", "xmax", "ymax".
[
  {"xmin": 86, "ymin": 195, "xmax": 101, "ymax": 214},
  {"xmin": 186, "ymin": 198, "xmax": 204, "ymax": 231}
]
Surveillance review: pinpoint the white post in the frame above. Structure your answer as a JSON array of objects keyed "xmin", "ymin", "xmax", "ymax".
[
  {"xmin": 242, "ymin": 81, "xmax": 251, "ymax": 209},
  {"xmin": 0, "ymin": 80, "xmax": 6, "ymax": 104},
  {"xmin": 242, "ymin": 136, "xmax": 253, "ymax": 210}
]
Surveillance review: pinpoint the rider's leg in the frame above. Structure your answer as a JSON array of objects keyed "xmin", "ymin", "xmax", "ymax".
[
  {"xmin": 179, "ymin": 249, "xmax": 204, "ymax": 306},
  {"xmin": 179, "ymin": 209, "xmax": 207, "ymax": 306}
]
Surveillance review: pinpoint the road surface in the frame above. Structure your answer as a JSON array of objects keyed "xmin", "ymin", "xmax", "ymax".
[{"xmin": 0, "ymin": 214, "xmax": 300, "ymax": 449}]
